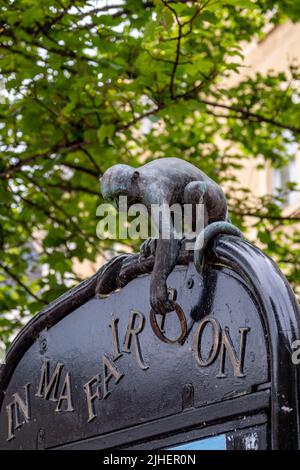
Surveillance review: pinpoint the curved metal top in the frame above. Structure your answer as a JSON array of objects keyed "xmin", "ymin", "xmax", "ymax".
[
  {"xmin": 0, "ymin": 235, "xmax": 299, "ymax": 449},
  {"xmin": 210, "ymin": 235, "xmax": 300, "ymax": 450}
]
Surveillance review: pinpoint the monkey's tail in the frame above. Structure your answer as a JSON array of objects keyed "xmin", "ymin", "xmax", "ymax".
[{"xmin": 194, "ymin": 221, "xmax": 242, "ymax": 273}]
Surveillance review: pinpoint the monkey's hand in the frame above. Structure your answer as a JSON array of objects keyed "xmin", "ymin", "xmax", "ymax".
[
  {"xmin": 150, "ymin": 277, "xmax": 173, "ymax": 316},
  {"xmin": 139, "ymin": 238, "xmax": 157, "ymax": 260}
]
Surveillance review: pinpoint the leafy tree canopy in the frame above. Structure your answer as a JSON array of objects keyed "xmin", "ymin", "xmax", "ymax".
[{"xmin": 0, "ymin": 0, "xmax": 300, "ymax": 345}]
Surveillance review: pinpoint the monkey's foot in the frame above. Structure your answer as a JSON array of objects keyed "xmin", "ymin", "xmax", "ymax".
[
  {"xmin": 139, "ymin": 238, "xmax": 157, "ymax": 260},
  {"xmin": 150, "ymin": 280, "xmax": 174, "ymax": 316}
]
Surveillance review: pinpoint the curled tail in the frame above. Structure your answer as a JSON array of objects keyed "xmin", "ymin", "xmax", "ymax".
[{"xmin": 194, "ymin": 221, "xmax": 242, "ymax": 272}]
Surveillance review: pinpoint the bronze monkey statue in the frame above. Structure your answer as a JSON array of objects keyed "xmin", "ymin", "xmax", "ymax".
[{"xmin": 100, "ymin": 157, "xmax": 232, "ymax": 316}]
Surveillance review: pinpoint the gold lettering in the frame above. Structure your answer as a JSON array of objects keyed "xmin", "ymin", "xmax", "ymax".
[
  {"xmin": 6, "ymin": 402, "xmax": 15, "ymax": 441},
  {"xmin": 84, "ymin": 374, "xmax": 101, "ymax": 422},
  {"xmin": 55, "ymin": 372, "xmax": 74, "ymax": 413},
  {"xmin": 6, "ymin": 384, "xmax": 31, "ymax": 441},
  {"xmin": 102, "ymin": 355, "xmax": 123, "ymax": 399},
  {"xmin": 193, "ymin": 318, "xmax": 221, "ymax": 367},
  {"xmin": 109, "ymin": 316, "xmax": 123, "ymax": 361},
  {"xmin": 123, "ymin": 310, "xmax": 149, "ymax": 370},
  {"xmin": 36, "ymin": 360, "xmax": 64, "ymax": 401},
  {"xmin": 217, "ymin": 327, "xmax": 250, "ymax": 378}
]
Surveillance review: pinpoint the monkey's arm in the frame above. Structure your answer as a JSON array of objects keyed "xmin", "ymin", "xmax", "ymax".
[{"xmin": 150, "ymin": 204, "xmax": 181, "ymax": 315}]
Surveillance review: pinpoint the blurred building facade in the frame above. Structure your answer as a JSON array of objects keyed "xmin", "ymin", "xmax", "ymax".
[{"xmin": 230, "ymin": 20, "xmax": 300, "ymax": 215}]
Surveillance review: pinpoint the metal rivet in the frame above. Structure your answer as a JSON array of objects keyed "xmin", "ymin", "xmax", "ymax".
[
  {"xmin": 182, "ymin": 383, "xmax": 194, "ymax": 410},
  {"xmin": 37, "ymin": 428, "xmax": 46, "ymax": 449}
]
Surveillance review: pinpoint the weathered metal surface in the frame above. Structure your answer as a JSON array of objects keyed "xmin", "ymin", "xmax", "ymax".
[{"xmin": 0, "ymin": 235, "xmax": 299, "ymax": 450}]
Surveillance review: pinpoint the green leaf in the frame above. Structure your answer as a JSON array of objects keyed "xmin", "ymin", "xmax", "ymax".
[
  {"xmin": 199, "ymin": 11, "xmax": 218, "ymax": 24},
  {"xmin": 224, "ymin": 0, "xmax": 256, "ymax": 8},
  {"xmin": 97, "ymin": 124, "xmax": 116, "ymax": 143}
]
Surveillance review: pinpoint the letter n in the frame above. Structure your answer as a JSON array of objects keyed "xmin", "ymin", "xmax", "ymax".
[
  {"xmin": 7, "ymin": 384, "xmax": 31, "ymax": 441},
  {"xmin": 217, "ymin": 327, "xmax": 250, "ymax": 378}
]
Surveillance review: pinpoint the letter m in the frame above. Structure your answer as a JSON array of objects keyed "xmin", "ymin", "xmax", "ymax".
[{"xmin": 35, "ymin": 360, "xmax": 64, "ymax": 402}]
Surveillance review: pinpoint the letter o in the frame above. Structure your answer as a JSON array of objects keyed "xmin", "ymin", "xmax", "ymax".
[{"xmin": 193, "ymin": 318, "xmax": 221, "ymax": 367}]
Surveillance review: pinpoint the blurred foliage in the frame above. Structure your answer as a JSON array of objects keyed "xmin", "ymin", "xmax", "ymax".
[{"xmin": 0, "ymin": 0, "xmax": 300, "ymax": 345}]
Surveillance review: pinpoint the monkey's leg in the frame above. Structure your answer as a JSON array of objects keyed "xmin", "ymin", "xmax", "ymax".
[
  {"xmin": 184, "ymin": 181, "xmax": 209, "ymax": 245},
  {"xmin": 203, "ymin": 181, "xmax": 228, "ymax": 222},
  {"xmin": 149, "ymin": 203, "xmax": 182, "ymax": 315},
  {"xmin": 184, "ymin": 180, "xmax": 227, "ymax": 225},
  {"xmin": 150, "ymin": 236, "xmax": 181, "ymax": 316},
  {"xmin": 184, "ymin": 180, "xmax": 207, "ymax": 205}
]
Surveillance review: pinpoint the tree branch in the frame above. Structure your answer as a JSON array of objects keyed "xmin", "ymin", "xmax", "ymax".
[
  {"xmin": 1, "ymin": 140, "xmax": 85, "ymax": 179},
  {"xmin": 21, "ymin": 174, "xmax": 94, "ymax": 240},
  {"xmin": 61, "ymin": 162, "xmax": 99, "ymax": 178},
  {"xmin": 0, "ymin": 261, "xmax": 47, "ymax": 304},
  {"xmin": 161, "ymin": 0, "xmax": 182, "ymax": 99},
  {"xmin": 200, "ymin": 98, "xmax": 300, "ymax": 134},
  {"xmin": 232, "ymin": 210, "xmax": 300, "ymax": 222},
  {"xmin": 46, "ymin": 182, "xmax": 99, "ymax": 196},
  {"xmin": 118, "ymin": 106, "xmax": 163, "ymax": 130}
]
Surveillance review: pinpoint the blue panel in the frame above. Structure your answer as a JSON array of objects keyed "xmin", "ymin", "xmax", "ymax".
[{"xmin": 167, "ymin": 434, "xmax": 226, "ymax": 450}]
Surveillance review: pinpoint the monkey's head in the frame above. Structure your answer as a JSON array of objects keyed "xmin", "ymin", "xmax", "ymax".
[{"xmin": 100, "ymin": 164, "xmax": 140, "ymax": 208}]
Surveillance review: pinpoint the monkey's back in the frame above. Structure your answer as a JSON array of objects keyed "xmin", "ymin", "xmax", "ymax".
[{"xmin": 139, "ymin": 157, "xmax": 216, "ymax": 188}]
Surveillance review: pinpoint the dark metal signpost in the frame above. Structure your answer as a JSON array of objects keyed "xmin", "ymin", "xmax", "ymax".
[
  {"xmin": 0, "ymin": 161, "xmax": 299, "ymax": 450},
  {"xmin": 0, "ymin": 236, "xmax": 299, "ymax": 450}
]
